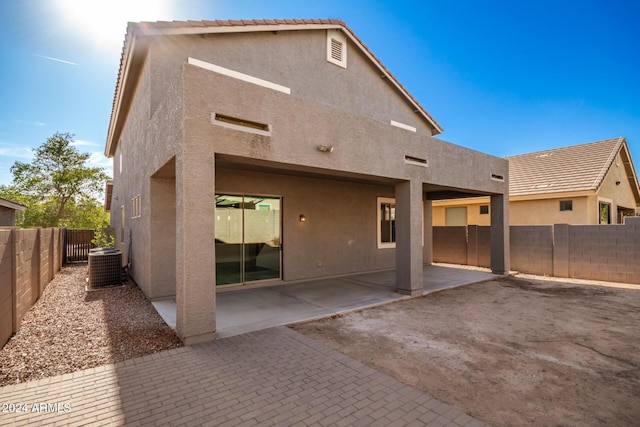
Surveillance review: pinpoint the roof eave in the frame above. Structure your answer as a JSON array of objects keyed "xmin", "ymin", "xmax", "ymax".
[
  {"xmin": 619, "ymin": 140, "xmax": 640, "ymax": 204},
  {"xmin": 105, "ymin": 30, "xmax": 139, "ymax": 158},
  {"xmin": 509, "ymin": 190, "xmax": 595, "ymax": 202},
  {"xmin": 0, "ymin": 198, "xmax": 27, "ymax": 211}
]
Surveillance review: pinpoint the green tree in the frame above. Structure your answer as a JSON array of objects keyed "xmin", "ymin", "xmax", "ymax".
[{"xmin": 0, "ymin": 132, "xmax": 110, "ymax": 228}]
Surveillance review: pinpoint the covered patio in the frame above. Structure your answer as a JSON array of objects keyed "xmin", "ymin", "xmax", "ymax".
[{"xmin": 152, "ymin": 264, "xmax": 500, "ymax": 338}]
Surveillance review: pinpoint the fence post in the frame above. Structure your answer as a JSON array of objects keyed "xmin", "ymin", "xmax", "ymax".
[
  {"xmin": 467, "ymin": 225, "xmax": 478, "ymax": 267},
  {"xmin": 553, "ymin": 224, "xmax": 569, "ymax": 278},
  {"xmin": 62, "ymin": 228, "xmax": 68, "ymax": 265},
  {"xmin": 11, "ymin": 228, "xmax": 18, "ymax": 335}
]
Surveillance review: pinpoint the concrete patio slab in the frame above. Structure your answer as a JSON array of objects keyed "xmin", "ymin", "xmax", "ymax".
[
  {"xmin": 152, "ymin": 264, "xmax": 501, "ymax": 338},
  {"xmin": 422, "ymin": 264, "xmax": 499, "ymax": 294}
]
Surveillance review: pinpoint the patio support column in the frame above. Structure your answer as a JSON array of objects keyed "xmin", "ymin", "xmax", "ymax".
[
  {"xmin": 490, "ymin": 194, "xmax": 510, "ymax": 275},
  {"xmin": 395, "ymin": 180, "xmax": 423, "ymax": 296},
  {"xmin": 423, "ymin": 198, "xmax": 433, "ymax": 265},
  {"xmin": 175, "ymin": 149, "xmax": 216, "ymax": 345}
]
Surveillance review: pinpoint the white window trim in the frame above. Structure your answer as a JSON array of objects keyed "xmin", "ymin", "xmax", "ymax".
[
  {"xmin": 377, "ymin": 197, "xmax": 396, "ymax": 249},
  {"xmin": 597, "ymin": 196, "xmax": 614, "ymax": 224},
  {"xmin": 131, "ymin": 195, "xmax": 142, "ymax": 218},
  {"xmin": 188, "ymin": 57, "xmax": 291, "ymax": 94}
]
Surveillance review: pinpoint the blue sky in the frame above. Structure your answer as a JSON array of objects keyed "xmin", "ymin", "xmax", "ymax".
[{"xmin": 1, "ymin": 0, "xmax": 639, "ymax": 186}]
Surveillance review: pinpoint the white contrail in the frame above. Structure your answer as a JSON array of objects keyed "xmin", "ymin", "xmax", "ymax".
[{"xmin": 35, "ymin": 54, "xmax": 77, "ymax": 65}]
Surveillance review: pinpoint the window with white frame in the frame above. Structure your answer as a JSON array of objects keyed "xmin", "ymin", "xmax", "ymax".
[
  {"xmin": 131, "ymin": 195, "xmax": 141, "ymax": 218},
  {"xmin": 377, "ymin": 197, "xmax": 396, "ymax": 248}
]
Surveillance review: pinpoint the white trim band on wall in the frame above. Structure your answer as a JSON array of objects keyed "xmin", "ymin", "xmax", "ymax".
[
  {"xmin": 188, "ymin": 57, "xmax": 291, "ymax": 94},
  {"xmin": 390, "ymin": 120, "xmax": 417, "ymax": 132}
]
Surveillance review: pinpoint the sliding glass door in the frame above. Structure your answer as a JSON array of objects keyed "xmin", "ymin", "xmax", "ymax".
[{"xmin": 215, "ymin": 194, "xmax": 281, "ymax": 285}]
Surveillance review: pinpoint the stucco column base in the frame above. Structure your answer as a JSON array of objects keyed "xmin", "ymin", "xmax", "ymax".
[
  {"xmin": 182, "ymin": 331, "xmax": 217, "ymax": 346},
  {"xmin": 397, "ymin": 288, "xmax": 423, "ymax": 297}
]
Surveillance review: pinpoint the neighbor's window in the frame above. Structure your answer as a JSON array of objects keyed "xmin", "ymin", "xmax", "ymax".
[
  {"xmin": 479, "ymin": 205, "xmax": 489, "ymax": 215},
  {"xmin": 377, "ymin": 197, "xmax": 396, "ymax": 249},
  {"xmin": 560, "ymin": 200, "xmax": 573, "ymax": 211},
  {"xmin": 599, "ymin": 202, "xmax": 611, "ymax": 224},
  {"xmin": 120, "ymin": 205, "xmax": 125, "ymax": 241}
]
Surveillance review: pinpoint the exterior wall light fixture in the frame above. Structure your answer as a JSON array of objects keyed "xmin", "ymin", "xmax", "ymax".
[
  {"xmin": 317, "ymin": 145, "xmax": 334, "ymax": 153},
  {"xmin": 299, "ymin": 214, "xmax": 307, "ymax": 222}
]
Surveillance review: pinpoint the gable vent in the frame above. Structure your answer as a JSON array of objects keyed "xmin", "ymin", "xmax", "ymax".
[
  {"xmin": 327, "ymin": 29, "xmax": 347, "ymax": 68},
  {"xmin": 212, "ymin": 113, "xmax": 271, "ymax": 137},
  {"xmin": 331, "ymin": 38, "xmax": 343, "ymax": 62}
]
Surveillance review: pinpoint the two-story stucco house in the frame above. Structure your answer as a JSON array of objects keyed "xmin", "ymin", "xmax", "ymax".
[{"xmin": 104, "ymin": 19, "xmax": 510, "ymax": 344}]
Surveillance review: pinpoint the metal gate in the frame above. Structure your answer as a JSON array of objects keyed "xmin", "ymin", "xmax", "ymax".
[{"xmin": 63, "ymin": 229, "xmax": 95, "ymax": 263}]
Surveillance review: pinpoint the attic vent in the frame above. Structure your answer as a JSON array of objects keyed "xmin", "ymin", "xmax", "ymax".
[
  {"xmin": 327, "ymin": 29, "xmax": 347, "ymax": 68},
  {"xmin": 404, "ymin": 155, "xmax": 428, "ymax": 167},
  {"xmin": 212, "ymin": 113, "xmax": 271, "ymax": 137},
  {"xmin": 491, "ymin": 174, "xmax": 505, "ymax": 182}
]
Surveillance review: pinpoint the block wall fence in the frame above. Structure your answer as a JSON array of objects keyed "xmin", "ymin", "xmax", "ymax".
[
  {"xmin": 433, "ymin": 218, "xmax": 640, "ymax": 284},
  {"xmin": 0, "ymin": 228, "xmax": 64, "ymax": 349}
]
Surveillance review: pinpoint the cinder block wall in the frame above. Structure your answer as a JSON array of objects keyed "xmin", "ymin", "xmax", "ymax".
[
  {"xmin": 0, "ymin": 228, "xmax": 64, "ymax": 349},
  {"xmin": 432, "ymin": 221, "xmax": 639, "ymax": 284},
  {"xmin": 14, "ymin": 229, "xmax": 39, "ymax": 329},
  {"xmin": 477, "ymin": 226, "xmax": 491, "ymax": 268},
  {"xmin": 510, "ymin": 226, "xmax": 554, "ymax": 276},
  {"xmin": 0, "ymin": 229, "xmax": 13, "ymax": 349},
  {"xmin": 568, "ymin": 223, "xmax": 640, "ymax": 284},
  {"xmin": 433, "ymin": 226, "xmax": 467, "ymax": 265}
]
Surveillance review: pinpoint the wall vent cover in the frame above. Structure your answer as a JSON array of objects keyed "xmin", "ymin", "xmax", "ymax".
[{"xmin": 327, "ymin": 30, "xmax": 347, "ymax": 68}]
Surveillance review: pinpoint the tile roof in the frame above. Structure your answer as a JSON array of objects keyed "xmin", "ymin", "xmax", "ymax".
[
  {"xmin": 507, "ymin": 137, "xmax": 625, "ymax": 196},
  {"xmin": 106, "ymin": 19, "xmax": 443, "ymax": 156}
]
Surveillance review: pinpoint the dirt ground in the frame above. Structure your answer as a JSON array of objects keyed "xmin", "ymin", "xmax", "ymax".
[{"xmin": 292, "ymin": 276, "xmax": 640, "ymax": 426}]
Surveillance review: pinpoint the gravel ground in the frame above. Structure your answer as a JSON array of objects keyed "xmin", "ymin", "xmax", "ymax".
[{"xmin": 0, "ymin": 263, "xmax": 182, "ymax": 386}]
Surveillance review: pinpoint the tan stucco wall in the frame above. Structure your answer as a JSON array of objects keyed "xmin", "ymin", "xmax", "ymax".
[
  {"xmin": 110, "ymin": 50, "xmax": 184, "ymax": 299},
  {"xmin": 432, "ymin": 200, "xmax": 491, "ymax": 226},
  {"xmin": 509, "ymin": 196, "xmax": 591, "ymax": 225},
  {"xmin": 216, "ymin": 169, "xmax": 396, "ymax": 280},
  {"xmin": 597, "ymin": 152, "xmax": 639, "ymax": 222},
  {"xmin": 147, "ymin": 30, "xmax": 436, "ymax": 137}
]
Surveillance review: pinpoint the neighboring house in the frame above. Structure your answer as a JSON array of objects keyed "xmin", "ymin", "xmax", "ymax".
[
  {"xmin": 104, "ymin": 19, "xmax": 509, "ymax": 344},
  {"xmin": 433, "ymin": 137, "xmax": 640, "ymax": 226},
  {"xmin": 0, "ymin": 197, "xmax": 26, "ymax": 226}
]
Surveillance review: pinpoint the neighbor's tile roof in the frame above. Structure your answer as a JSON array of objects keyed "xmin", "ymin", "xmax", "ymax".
[{"xmin": 507, "ymin": 137, "xmax": 624, "ymax": 196}]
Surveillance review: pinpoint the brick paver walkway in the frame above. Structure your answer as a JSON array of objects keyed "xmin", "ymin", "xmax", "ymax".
[{"xmin": 0, "ymin": 327, "xmax": 488, "ymax": 426}]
